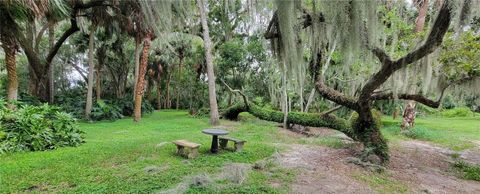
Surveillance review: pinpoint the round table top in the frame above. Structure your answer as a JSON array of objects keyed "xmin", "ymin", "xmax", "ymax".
[{"xmin": 202, "ymin": 129, "xmax": 229, "ymax": 136}]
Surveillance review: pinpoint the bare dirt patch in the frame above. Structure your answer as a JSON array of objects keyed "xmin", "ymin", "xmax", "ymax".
[{"xmin": 275, "ymin": 128, "xmax": 480, "ymax": 194}]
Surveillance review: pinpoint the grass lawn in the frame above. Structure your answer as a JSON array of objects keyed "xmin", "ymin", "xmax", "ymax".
[
  {"xmin": 0, "ymin": 111, "xmax": 293, "ymax": 193},
  {"xmin": 382, "ymin": 115, "xmax": 480, "ymax": 150},
  {"xmin": 2, "ymin": 110, "xmax": 479, "ymax": 193}
]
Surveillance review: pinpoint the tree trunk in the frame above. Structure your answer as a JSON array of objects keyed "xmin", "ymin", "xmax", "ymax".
[
  {"xmin": 354, "ymin": 102, "xmax": 389, "ymax": 163},
  {"xmin": 166, "ymin": 73, "xmax": 172, "ymax": 108},
  {"xmin": 133, "ymin": 33, "xmax": 152, "ymax": 122},
  {"xmin": 48, "ymin": 23, "xmax": 55, "ymax": 103},
  {"xmin": 1, "ymin": 36, "xmax": 18, "ymax": 102},
  {"xmin": 304, "ymin": 88, "xmax": 316, "ymax": 112},
  {"xmin": 133, "ymin": 38, "xmax": 141, "ymax": 101},
  {"xmin": 85, "ymin": 25, "xmax": 97, "ymax": 120},
  {"xmin": 95, "ymin": 65, "xmax": 102, "ymax": 100},
  {"xmin": 156, "ymin": 80, "xmax": 162, "ymax": 110},
  {"xmin": 198, "ymin": 0, "xmax": 220, "ymax": 125},
  {"xmin": 176, "ymin": 49, "xmax": 184, "ymax": 109}
]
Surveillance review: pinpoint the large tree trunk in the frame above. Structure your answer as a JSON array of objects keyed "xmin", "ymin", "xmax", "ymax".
[
  {"xmin": 198, "ymin": 0, "xmax": 220, "ymax": 125},
  {"xmin": 1, "ymin": 36, "xmax": 18, "ymax": 102},
  {"xmin": 355, "ymin": 102, "xmax": 389, "ymax": 163},
  {"xmin": 133, "ymin": 33, "xmax": 152, "ymax": 122},
  {"xmin": 85, "ymin": 25, "xmax": 97, "ymax": 120}
]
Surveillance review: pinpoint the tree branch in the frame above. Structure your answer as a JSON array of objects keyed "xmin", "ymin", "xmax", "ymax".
[
  {"xmin": 321, "ymin": 105, "xmax": 342, "ymax": 115},
  {"xmin": 372, "ymin": 92, "xmax": 442, "ymax": 108},
  {"xmin": 360, "ymin": 0, "xmax": 453, "ymax": 100},
  {"xmin": 220, "ymin": 79, "xmax": 249, "ymax": 109},
  {"xmin": 315, "ymin": 80, "xmax": 359, "ymax": 110}
]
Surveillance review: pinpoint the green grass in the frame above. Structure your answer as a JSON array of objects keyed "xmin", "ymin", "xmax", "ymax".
[
  {"xmin": 0, "ymin": 111, "xmax": 291, "ymax": 193},
  {"xmin": 453, "ymin": 161, "xmax": 480, "ymax": 181},
  {"xmin": 382, "ymin": 116, "xmax": 480, "ymax": 151},
  {"xmin": 352, "ymin": 172, "xmax": 408, "ymax": 194}
]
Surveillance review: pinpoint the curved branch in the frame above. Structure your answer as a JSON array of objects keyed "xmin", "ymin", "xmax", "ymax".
[
  {"xmin": 372, "ymin": 92, "xmax": 442, "ymax": 108},
  {"xmin": 360, "ymin": 0, "xmax": 453, "ymax": 100},
  {"xmin": 220, "ymin": 79, "xmax": 249, "ymax": 109},
  {"xmin": 315, "ymin": 76, "xmax": 359, "ymax": 111}
]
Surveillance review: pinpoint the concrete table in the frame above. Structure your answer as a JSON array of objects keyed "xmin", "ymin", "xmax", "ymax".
[{"xmin": 202, "ymin": 129, "xmax": 229, "ymax": 153}]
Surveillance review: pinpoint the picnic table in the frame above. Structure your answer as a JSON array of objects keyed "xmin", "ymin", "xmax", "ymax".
[{"xmin": 202, "ymin": 129, "xmax": 229, "ymax": 153}]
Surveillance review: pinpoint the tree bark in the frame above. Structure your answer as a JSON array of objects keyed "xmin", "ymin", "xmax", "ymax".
[
  {"xmin": 1, "ymin": 36, "xmax": 18, "ymax": 102},
  {"xmin": 48, "ymin": 23, "xmax": 55, "ymax": 103},
  {"xmin": 95, "ymin": 65, "xmax": 102, "ymax": 100},
  {"xmin": 133, "ymin": 33, "xmax": 153, "ymax": 122},
  {"xmin": 156, "ymin": 80, "xmax": 162, "ymax": 110},
  {"xmin": 198, "ymin": 0, "xmax": 220, "ymax": 125},
  {"xmin": 133, "ymin": 37, "xmax": 141, "ymax": 101},
  {"xmin": 85, "ymin": 25, "xmax": 97, "ymax": 120}
]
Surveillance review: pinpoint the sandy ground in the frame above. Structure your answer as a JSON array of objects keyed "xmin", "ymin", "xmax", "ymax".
[{"xmin": 275, "ymin": 128, "xmax": 480, "ymax": 194}]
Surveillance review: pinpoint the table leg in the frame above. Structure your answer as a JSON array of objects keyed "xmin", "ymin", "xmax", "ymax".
[{"xmin": 211, "ymin": 135, "xmax": 218, "ymax": 153}]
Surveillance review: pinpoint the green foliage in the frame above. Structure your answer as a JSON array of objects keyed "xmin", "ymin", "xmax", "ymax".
[
  {"xmin": 453, "ymin": 161, "xmax": 480, "ymax": 181},
  {"xmin": 91, "ymin": 100, "xmax": 123, "ymax": 121},
  {"xmin": 440, "ymin": 31, "xmax": 480, "ymax": 81},
  {"xmin": 55, "ymin": 89, "xmax": 154, "ymax": 121},
  {"xmin": 440, "ymin": 107, "xmax": 474, "ymax": 118},
  {"xmin": 0, "ymin": 101, "xmax": 84, "ymax": 154},
  {"xmin": 18, "ymin": 92, "xmax": 42, "ymax": 106},
  {"xmin": 402, "ymin": 126, "xmax": 433, "ymax": 140}
]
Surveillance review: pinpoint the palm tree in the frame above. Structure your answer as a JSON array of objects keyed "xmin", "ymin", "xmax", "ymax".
[
  {"xmin": 0, "ymin": 0, "xmax": 111, "ymax": 102},
  {"xmin": 0, "ymin": 34, "xmax": 18, "ymax": 103},
  {"xmin": 198, "ymin": 0, "xmax": 220, "ymax": 125},
  {"xmin": 133, "ymin": 31, "xmax": 154, "ymax": 121}
]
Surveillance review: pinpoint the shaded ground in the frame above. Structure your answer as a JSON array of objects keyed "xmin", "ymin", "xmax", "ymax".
[{"xmin": 275, "ymin": 127, "xmax": 480, "ymax": 194}]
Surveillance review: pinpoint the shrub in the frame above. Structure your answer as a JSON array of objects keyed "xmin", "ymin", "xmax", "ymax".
[
  {"xmin": 0, "ymin": 101, "xmax": 84, "ymax": 154},
  {"xmin": 440, "ymin": 107, "xmax": 474, "ymax": 118},
  {"xmin": 402, "ymin": 126, "xmax": 432, "ymax": 140},
  {"xmin": 454, "ymin": 161, "xmax": 480, "ymax": 181},
  {"xmin": 91, "ymin": 100, "xmax": 123, "ymax": 121}
]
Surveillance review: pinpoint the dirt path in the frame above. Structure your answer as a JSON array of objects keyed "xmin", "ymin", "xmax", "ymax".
[{"xmin": 275, "ymin": 128, "xmax": 480, "ymax": 194}]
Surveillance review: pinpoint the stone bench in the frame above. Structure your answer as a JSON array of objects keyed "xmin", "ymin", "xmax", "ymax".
[
  {"xmin": 172, "ymin": 140, "xmax": 200, "ymax": 159},
  {"xmin": 219, "ymin": 137, "xmax": 246, "ymax": 152}
]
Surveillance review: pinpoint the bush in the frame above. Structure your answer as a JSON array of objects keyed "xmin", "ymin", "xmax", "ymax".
[
  {"xmin": 0, "ymin": 100, "xmax": 84, "ymax": 154},
  {"xmin": 402, "ymin": 126, "xmax": 432, "ymax": 140},
  {"xmin": 454, "ymin": 161, "xmax": 480, "ymax": 181},
  {"xmin": 349, "ymin": 109, "xmax": 383, "ymax": 128},
  {"xmin": 440, "ymin": 107, "xmax": 474, "ymax": 118},
  {"xmin": 91, "ymin": 100, "xmax": 123, "ymax": 121},
  {"xmin": 55, "ymin": 89, "xmax": 154, "ymax": 121}
]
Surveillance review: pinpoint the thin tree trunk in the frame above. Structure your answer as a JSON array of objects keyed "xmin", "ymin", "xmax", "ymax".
[
  {"xmin": 133, "ymin": 33, "xmax": 152, "ymax": 122},
  {"xmin": 304, "ymin": 88, "xmax": 315, "ymax": 112},
  {"xmin": 166, "ymin": 73, "xmax": 172, "ymax": 108},
  {"xmin": 156, "ymin": 80, "xmax": 162, "ymax": 110},
  {"xmin": 85, "ymin": 25, "xmax": 97, "ymax": 120},
  {"xmin": 48, "ymin": 23, "xmax": 55, "ymax": 103},
  {"xmin": 133, "ymin": 38, "xmax": 141, "ymax": 101},
  {"xmin": 282, "ymin": 61, "xmax": 288, "ymax": 129},
  {"xmin": 198, "ymin": 0, "xmax": 220, "ymax": 125},
  {"xmin": 1, "ymin": 36, "xmax": 18, "ymax": 102},
  {"xmin": 95, "ymin": 65, "xmax": 102, "ymax": 100}
]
